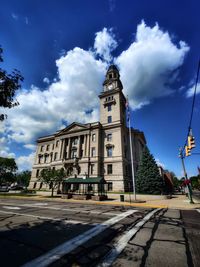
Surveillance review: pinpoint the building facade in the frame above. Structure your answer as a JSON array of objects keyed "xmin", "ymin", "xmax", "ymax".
[{"xmin": 30, "ymin": 65, "xmax": 146, "ymax": 191}]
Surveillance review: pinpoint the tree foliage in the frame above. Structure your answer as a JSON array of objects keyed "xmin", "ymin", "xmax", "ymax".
[
  {"xmin": 0, "ymin": 157, "xmax": 18, "ymax": 184},
  {"xmin": 0, "ymin": 47, "xmax": 24, "ymax": 120},
  {"xmin": 39, "ymin": 168, "xmax": 65, "ymax": 197},
  {"xmin": 136, "ymin": 146, "xmax": 164, "ymax": 194},
  {"xmin": 190, "ymin": 175, "xmax": 200, "ymax": 190},
  {"xmin": 16, "ymin": 170, "xmax": 31, "ymax": 188}
]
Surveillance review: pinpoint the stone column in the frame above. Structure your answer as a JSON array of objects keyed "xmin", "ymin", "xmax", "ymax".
[
  {"xmin": 87, "ymin": 134, "xmax": 91, "ymax": 157},
  {"xmin": 59, "ymin": 139, "xmax": 64, "ymax": 160},
  {"xmin": 77, "ymin": 136, "xmax": 81, "ymax": 158},
  {"xmin": 67, "ymin": 138, "xmax": 71, "ymax": 159},
  {"xmin": 84, "ymin": 134, "xmax": 87, "ymax": 156},
  {"xmin": 62, "ymin": 139, "xmax": 66, "ymax": 159}
]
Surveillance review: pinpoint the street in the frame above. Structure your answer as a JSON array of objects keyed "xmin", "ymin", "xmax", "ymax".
[{"xmin": 0, "ymin": 197, "xmax": 199, "ymax": 267}]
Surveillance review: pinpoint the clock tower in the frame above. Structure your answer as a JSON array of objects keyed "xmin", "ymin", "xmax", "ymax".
[{"xmin": 99, "ymin": 65, "xmax": 126, "ymax": 125}]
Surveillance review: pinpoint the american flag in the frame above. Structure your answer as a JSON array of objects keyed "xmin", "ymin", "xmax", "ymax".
[{"xmin": 126, "ymin": 97, "xmax": 130, "ymax": 122}]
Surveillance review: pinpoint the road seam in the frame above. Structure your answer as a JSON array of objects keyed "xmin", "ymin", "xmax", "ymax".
[
  {"xmin": 0, "ymin": 202, "xmax": 123, "ymax": 216},
  {"xmin": 21, "ymin": 209, "xmax": 137, "ymax": 267},
  {"xmin": 97, "ymin": 208, "xmax": 162, "ymax": 267},
  {"xmin": 0, "ymin": 210, "xmax": 91, "ymax": 225}
]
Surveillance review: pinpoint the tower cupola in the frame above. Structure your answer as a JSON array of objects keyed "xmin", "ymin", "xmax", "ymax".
[{"xmin": 103, "ymin": 65, "xmax": 123, "ymax": 92}]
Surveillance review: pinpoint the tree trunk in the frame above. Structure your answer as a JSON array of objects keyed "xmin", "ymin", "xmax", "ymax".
[{"xmin": 51, "ymin": 187, "xmax": 54, "ymax": 197}]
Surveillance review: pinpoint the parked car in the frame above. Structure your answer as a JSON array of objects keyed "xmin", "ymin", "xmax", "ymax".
[
  {"xmin": 10, "ymin": 185, "xmax": 24, "ymax": 190},
  {"xmin": 0, "ymin": 185, "xmax": 10, "ymax": 192}
]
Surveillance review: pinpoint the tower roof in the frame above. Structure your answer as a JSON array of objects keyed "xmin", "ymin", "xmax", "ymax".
[{"xmin": 107, "ymin": 64, "xmax": 119, "ymax": 73}]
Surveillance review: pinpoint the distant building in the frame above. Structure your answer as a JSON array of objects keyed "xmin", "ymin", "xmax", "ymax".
[{"xmin": 30, "ymin": 65, "xmax": 146, "ymax": 191}]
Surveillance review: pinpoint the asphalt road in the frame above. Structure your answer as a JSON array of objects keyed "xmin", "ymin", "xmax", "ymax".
[{"xmin": 0, "ymin": 198, "xmax": 199, "ymax": 267}]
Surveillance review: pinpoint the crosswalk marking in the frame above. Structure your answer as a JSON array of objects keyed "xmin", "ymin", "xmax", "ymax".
[
  {"xmin": 21, "ymin": 209, "xmax": 138, "ymax": 267},
  {"xmin": 97, "ymin": 208, "xmax": 161, "ymax": 267}
]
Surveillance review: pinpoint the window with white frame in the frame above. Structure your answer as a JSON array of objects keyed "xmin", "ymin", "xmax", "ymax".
[
  {"xmin": 107, "ymin": 146, "xmax": 113, "ymax": 157},
  {"xmin": 108, "ymin": 116, "xmax": 112, "ymax": 123}
]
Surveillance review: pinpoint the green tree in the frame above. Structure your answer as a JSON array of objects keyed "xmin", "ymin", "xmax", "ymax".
[
  {"xmin": 136, "ymin": 146, "xmax": 164, "ymax": 194},
  {"xmin": 190, "ymin": 175, "xmax": 200, "ymax": 190},
  {"xmin": 0, "ymin": 47, "xmax": 24, "ymax": 120},
  {"xmin": 16, "ymin": 170, "xmax": 31, "ymax": 188},
  {"xmin": 0, "ymin": 157, "xmax": 18, "ymax": 184},
  {"xmin": 39, "ymin": 168, "xmax": 65, "ymax": 197}
]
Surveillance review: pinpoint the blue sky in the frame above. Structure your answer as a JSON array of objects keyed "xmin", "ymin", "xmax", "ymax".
[{"xmin": 0, "ymin": 0, "xmax": 199, "ymax": 177}]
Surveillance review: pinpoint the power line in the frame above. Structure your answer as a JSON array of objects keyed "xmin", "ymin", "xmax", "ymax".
[{"xmin": 183, "ymin": 59, "xmax": 200, "ymax": 150}]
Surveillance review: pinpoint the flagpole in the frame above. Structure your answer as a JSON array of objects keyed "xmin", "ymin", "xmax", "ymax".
[{"xmin": 127, "ymin": 97, "xmax": 136, "ymax": 201}]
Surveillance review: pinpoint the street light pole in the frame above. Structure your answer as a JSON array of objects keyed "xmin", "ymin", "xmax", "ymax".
[{"xmin": 179, "ymin": 147, "xmax": 194, "ymax": 204}]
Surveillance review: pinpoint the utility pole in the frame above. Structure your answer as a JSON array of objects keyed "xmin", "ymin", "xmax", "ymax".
[{"xmin": 179, "ymin": 147, "xmax": 194, "ymax": 204}]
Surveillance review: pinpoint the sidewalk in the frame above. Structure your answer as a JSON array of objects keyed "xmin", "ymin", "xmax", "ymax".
[{"xmin": 2, "ymin": 191, "xmax": 200, "ymax": 210}]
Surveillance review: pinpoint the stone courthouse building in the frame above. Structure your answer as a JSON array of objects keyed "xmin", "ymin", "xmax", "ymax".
[{"xmin": 30, "ymin": 65, "xmax": 146, "ymax": 191}]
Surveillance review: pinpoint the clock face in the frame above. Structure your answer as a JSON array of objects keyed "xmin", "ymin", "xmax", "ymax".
[{"xmin": 108, "ymin": 82, "xmax": 114, "ymax": 90}]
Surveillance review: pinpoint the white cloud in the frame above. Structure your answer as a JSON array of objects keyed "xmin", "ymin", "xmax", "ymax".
[
  {"xmin": 16, "ymin": 153, "xmax": 35, "ymax": 171},
  {"xmin": 186, "ymin": 82, "xmax": 200, "ymax": 98},
  {"xmin": 2, "ymin": 47, "xmax": 107, "ymax": 144},
  {"xmin": 116, "ymin": 21, "xmax": 189, "ymax": 109},
  {"xmin": 24, "ymin": 144, "xmax": 36, "ymax": 151},
  {"xmin": 155, "ymin": 158, "xmax": 166, "ymax": 169},
  {"xmin": 43, "ymin": 77, "xmax": 50, "ymax": 84},
  {"xmin": 94, "ymin": 28, "xmax": 117, "ymax": 62},
  {"xmin": 0, "ymin": 137, "xmax": 15, "ymax": 158}
]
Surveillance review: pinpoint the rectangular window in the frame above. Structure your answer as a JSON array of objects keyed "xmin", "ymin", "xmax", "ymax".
[
  {"xmin": 108, "ymin": 116, "xmax": 112, "ymax": 123},
  {"xmin": 107, "ymin": 104, "xmax": 112, "ymax": 111},
  {"xmin": 92, "ymin": 134, "xmax": 96, "ymax": 142},
  {"xmin": 72, "ymin": 137, "xmax": 78, "ymax": 145},
  {"xmin": 91, "ymin": 147, "xmax": 96, "ymax": 157},
  {"xmin": 40, "ymin": 146, "xmax": 44, "ymax": 152},
  {"xmin": 54, "ymin": 152, "xmax": 58, "ymax": 160},
  {"xmin": 36, "ymin": 169, "xmax": 40, "ymax": 178},
  {"xmin": 80, "ymin": 150, "xmax": 83, "ymax": 158},
  {"xmin": 38, "ymin": 155, "xmax": 42, "ymax": 164},
  {"xmin": 71, "ymin": 149, "xmax": 77, "ymax": 158},
  {"xmin": 91, "ymin": 164, "xmax": 94, "ymax": 175},
  {"xmin": 46, "ymin": 145, "xmax": 49, "ymax": 151},
  {"xmin": 44, "ymin": 154, "xmax": 48, "ymax": 163},
  {"xmin": 56, "ymin": 140, "xmax": 59, "ymax": 147},
  {"xmin": 108, "ymin": 182, "xmax": 113, "ymax": 191},
  {"xmin": 52, "ymin": 144, "xmax": 54, "ymax": 150},
  {"xmin": 107, "ymin": 147, "xmax": 113, "ymax": 157},
  {"xmin": 107, "ymin": 133, "xmax": 112, "ymax": 141},
  {"xmin": 107, "ymin": 164, "xmax": 113, "ymax": 174}
]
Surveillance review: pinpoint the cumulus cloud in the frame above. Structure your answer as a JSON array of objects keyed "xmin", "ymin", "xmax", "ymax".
[
  {"xmin": 0, "ymin": 137, "xmax": 15, "ymax": 158},
  {"xmin": 16, "ymin": 153, "xmax": 35, "ymax": 171},
  {"xmin": 155, "ymin": 158, "xmax": 166, "ymax": 169},
  {"xmin": 116, "ymin": 21, "xmax": 189, "ymax": 109},
  {"xmin": 94, "ymin": 28, "xmax": 117, "ymax": 62},
  {"xmin": 43, "ymin": 77, "xmax": 50, "ymax": 84},
  {"xmin": 186, "ymin": 82, "xmax": 200, "ymax": 98},
  {"xmin": 2, "ymin": 47, "xmax": 106, "ymax": 144}
]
